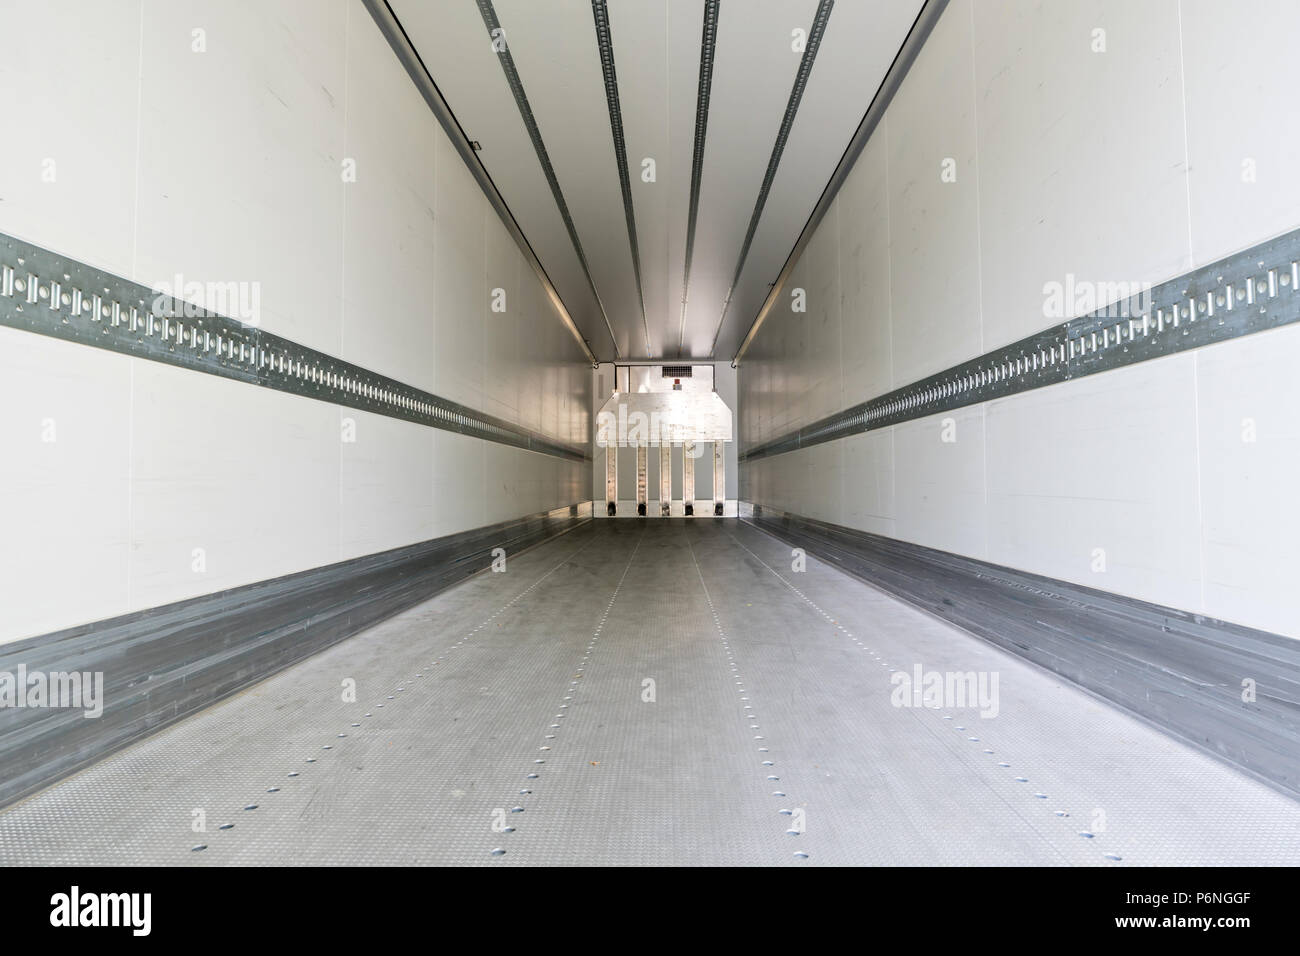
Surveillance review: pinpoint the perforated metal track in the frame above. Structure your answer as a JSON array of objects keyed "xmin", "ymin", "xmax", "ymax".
[
  {"xmin": 1, "ymin": 521, "xmax": 1298, "ymax": 866},
  {"xmin": 741, "ymin": 225, "xmax": 1300, "ymax": 461}
]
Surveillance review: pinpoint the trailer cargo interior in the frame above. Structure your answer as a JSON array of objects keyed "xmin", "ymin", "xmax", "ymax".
[{"xmin": 1, "ymin": 0, "xmax": 1298, "ymax": 885}]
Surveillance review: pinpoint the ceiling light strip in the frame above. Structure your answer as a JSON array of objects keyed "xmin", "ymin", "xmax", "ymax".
[
  {"xmin": 591, "ymin": 0, "xmax": 651, "ymax": 356},
  {"xmin": 708, "ymin": 0, "xmax": 834, "ymax": 357},
  {"xmin": 678, "ymin": 0, "xmax": 722, "ymax": 357},
  {"xmin": 475, "ymin": 0, "xmax": 621, "ymax": 358}
]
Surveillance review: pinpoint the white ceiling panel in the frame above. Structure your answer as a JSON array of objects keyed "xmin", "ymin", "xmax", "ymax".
[
  {"xmin": 604, "ymin": 0, "xmax": 699, "ymax": 358},
  {"xmin": 388, "ymin": 0, "xmax": 924, "ymax": 364}
]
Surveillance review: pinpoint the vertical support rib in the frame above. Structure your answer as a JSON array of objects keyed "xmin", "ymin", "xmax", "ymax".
[
  {"xmin": 605, "ymin": 444, "xmax": 618, "ymax": 516},
  {"xmin": 660, "ymin": 445, "xmax": 672, "ymax": 516},
  {"xmin": 682, "ymin": 441, "xmax": 696, "ymax": 516},
  {"xmin": 713, "ymin": 442, "xmax": 726, "ymax": 516},
  {"xmin": 636, "ymin": 445, "xmax": 648, "ymax": 516}
]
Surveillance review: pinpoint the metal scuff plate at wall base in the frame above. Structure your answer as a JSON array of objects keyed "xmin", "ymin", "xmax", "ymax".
[{"xmin": 0, "ymin": 520, "xmax": 1297, "ymax": 866}]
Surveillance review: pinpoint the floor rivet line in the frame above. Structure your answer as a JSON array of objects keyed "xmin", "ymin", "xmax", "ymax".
[
  {"xmin": 726, "ymin": 523, "xmax": 1125, "ymax": 865},
  {"xmin": 683, "ymin": 523, "xmax": 808, "ymax": 861},
  {"xmin": 489, "ymin": 525, "xmax": 648, "ymax": 859},
  {"xmin": 5, "ymin": 520, "xmax": 1297, "ymax": 865},
  {"xmin": 189, "ymin": 528, "xmax": 603, "ymax": 859}
]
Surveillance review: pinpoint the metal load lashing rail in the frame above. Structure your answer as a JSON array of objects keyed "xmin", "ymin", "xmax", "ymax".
[
  {"xmin": 741, "ymin": 226, "xmax": 1300, "ymax": 462},
  {"xmin": 0, "ymin": 231, "xmax": 589, "ymax": 464}
]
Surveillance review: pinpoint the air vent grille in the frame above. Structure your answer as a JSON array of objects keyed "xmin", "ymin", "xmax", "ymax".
[{"xmin": 662, "ymin": 366, "xmax": 693, "ymax": 378}]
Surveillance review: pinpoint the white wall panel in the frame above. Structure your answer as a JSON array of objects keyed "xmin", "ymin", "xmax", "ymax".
[
  {"xmin": 886, "ymin": 0, "xmax": 983, "ymax": 385},
  {"xmin": 836, "ymin": 128, "xmax": 892, "ymax": 408},
  {"xmin": 840, "ymin": 429, "xmax": 895, "ymax": 538},
  {"xmin": 135, "ymin": 0, "xmax": 348, "ymax": 355},
  {"xmin": 894, "ymin": 407, "xmax": 987, "ymax": 559},
  {"xmin": 739, "ymin": 0, "xmax": 1300, "ymax": 637},
  {"xmin": 972, "ymin": 0, "xmax": 1190, "ymax": 352},
  {"xmin": 342, "ymin": 7, "xmax": 439, "ymax": 392},
  {"xmin": 1181, "ymin": 0, "xmax": 1300, "ymax": 265},
  {"xmin": 0, "ymin": 0, "xmax": 140, "ymax": 277},
  {"xmin": 985, "ymin": 355, "xmax": 1202, "ymax": 612},
  {"xmin": 129, "ymin": 362, "xmax": 339, "ymax": 611},
  {"xmin": 431, "ymin": 429, "xmax": 486, "ymax": 538},
  {"xmin": 433, "ymin": 131, "xmax": 486, "ymax": 413},
  {"xmin": 802, "ymin": 441, "xmax": 843, "ymax": 527},
  {"xmin": 1195, "ymin": 324, "xmax": 1300, "ymax": 636},
  {"xmin": 338, "ymin": 410, "xmax": 434, "ymax": 560},
  {"xmin": 692, "ymin": 443, "xmax": 714, "ymax": 503},
  {"xmin": 0, "ymin": 329, "xmax": 133, "ymax": 638},
  {"xmin": 804, "ymin": 208, "xmax": 841, "ymax": 424},
  {"xmin": 482, "ymin": 222, "xmax": 521, "ymax": 425},
  {"xmin": 0, "ymin": 0, "xmax": 592, "ymax": 643}
]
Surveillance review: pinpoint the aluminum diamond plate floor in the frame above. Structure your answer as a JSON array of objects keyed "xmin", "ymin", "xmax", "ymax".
[{"xmin": 2, "ymin": 519, "xmax": 1298, "ymax": 866}]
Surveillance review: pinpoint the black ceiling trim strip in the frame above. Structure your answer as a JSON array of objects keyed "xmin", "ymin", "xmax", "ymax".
[
  {"xmin": 591, "ymin": 0, "xmax": 651, "ymax": 356},
  {"xmin": 475, "ymin": 0, "xmax": 621, "ymax": 358},
  {"xmin": 708, "ymin": 0, "xmax": 834, "ymax": 357},
  {"xmin": 678, "ymin": 0, "xmax": 721, "ymax": 357}
]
